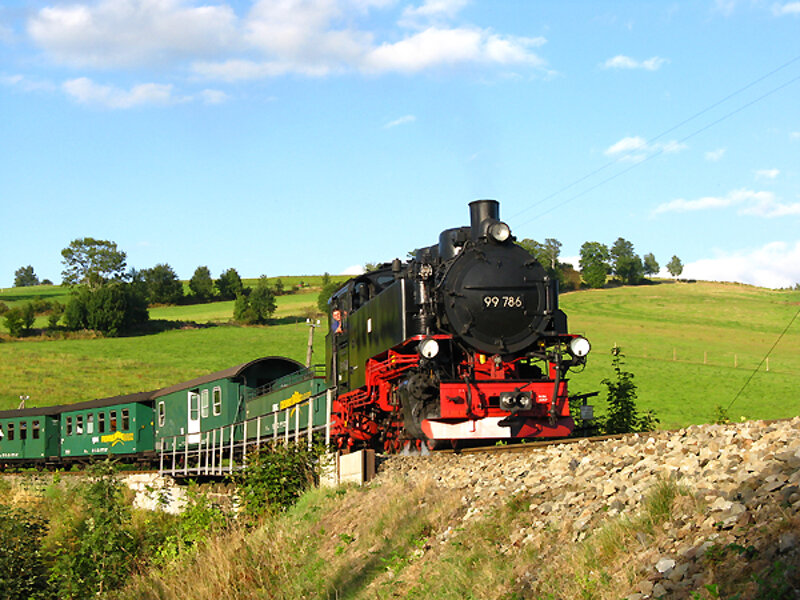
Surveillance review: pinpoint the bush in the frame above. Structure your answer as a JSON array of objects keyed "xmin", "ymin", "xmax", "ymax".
[
  {"xmin": 234, "ymin": 276, "xmax": 276, "ymax": 325},
  {"xmin": 234, "ymin": 445, "xmax": 320, "ymax": 519},
  {"xmin": 63, "ymin": 283, "xmax": 148, "ymax": 335},
  {"xmin": 600, "ymin": 348, "xmax": 658, "ymax": 434},
  {"xmin": 48, "ymin": 461, "xmax": 140, "ymax": 597},
  {"xmin": 0, "ymin": 504, "xmax": 53, "ymax": 600}
]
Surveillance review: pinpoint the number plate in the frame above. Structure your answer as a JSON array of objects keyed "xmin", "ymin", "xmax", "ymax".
[{"xmin": 483, "ymin": 295, "xmax": 524, "ymax": 308}]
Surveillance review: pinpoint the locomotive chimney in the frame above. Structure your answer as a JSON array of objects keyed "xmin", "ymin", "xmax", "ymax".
[{"xmin": 469, "ymin": 199, "xmax": 500, "ymax": 240}]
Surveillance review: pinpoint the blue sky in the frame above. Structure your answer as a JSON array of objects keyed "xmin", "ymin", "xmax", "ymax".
[{"xmin": 1, "ymin": 0, "xmax": 799, "ymax": 289}]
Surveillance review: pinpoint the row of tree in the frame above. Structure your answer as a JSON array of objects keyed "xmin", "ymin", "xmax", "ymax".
[
  {"xmin": 5, "ymin": 238, "xmax": 281, "ymax": 337},
  {"xmin": 517, "ymin": 237, "xmax": 683, "ymax": 290}
]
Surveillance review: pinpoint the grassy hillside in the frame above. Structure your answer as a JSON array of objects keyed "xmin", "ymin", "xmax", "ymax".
[
  {"xmin": 1, "ymin": 280, "xmax": 798, "ymax": 427},
  {"xmin": 560, "ymin": 281, "xmax": 800, "ymax": 428}
]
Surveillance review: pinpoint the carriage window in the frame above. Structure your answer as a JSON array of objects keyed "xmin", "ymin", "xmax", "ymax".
[
  {"xmin": 76, "ymin": 415, "xmax": 84, "ymax": 435},
  {"xmin": 189, "ymin": 393, "xmax": 199, "ymax": 421},
  {"xmin": 0, "ymin": 423, "xmax": 4, "ymax": 440},
  {"xmin": 201, "ymin": 389, "xmax": 209, "ymax": 418},
  {"xmin": 213, "ymin": 387, "xmax": 222, "ymax": 416},
  {"xmin": 158, "ymin": 402, "xmax": 166, "ymax": 427},
  {"xmin": 7, "ymin": 423, "xmax": 14, "ymax": 441},
  {"xmin": 65, "ymin": 417, "xmax": 72, "ymax": 436},
  {"xmin": 121, "ymin": 409, "xmax": 130, "ymax": 430},
  {"xmin": 98, "ymin": 413, "xmax": 106, "ymax": 433},
  {"xmin": 87, "ymin": 414, "xmax": 94, "ymax": 434},
  {"xmin": 33, "ymin": 420, "xmax": 41, "ymax": 440},
  {"xmin": 20, "ymin": 421, "xmax": 27, "ymax": 441},
  {"xmin": 110, "ymin": 411, "xmax": 117, "ymax": 431}
]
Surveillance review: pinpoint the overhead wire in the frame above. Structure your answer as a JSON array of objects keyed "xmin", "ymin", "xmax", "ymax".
[
  {"xmin": 726, "ymin": 304, "xmax": 800, "ymax": 412},
  {"xmin": 508, "ymin": 53, "xmax": 800, "ymax": 225}
]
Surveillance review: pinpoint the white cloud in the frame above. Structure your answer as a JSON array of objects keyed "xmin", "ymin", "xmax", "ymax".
[
  {"xmin": 200, "ymin": 88, "xmax": 228, "ymax": 104},
  {"xmin": 384, "ymin": 114, "xmax": 416, "ymax": 128},
  {"xmin": 772, "ymin": 2, "xmax": 800, "ymax": 16},
  {"xmin": 26, "ymin": 0, "xmax": 549, "ymax": 80},
  {"xmin": 790, "ymin": 132, "xmax": 800, "ymax": 141},
  {"xmin": 1, "ymin": 73, "xmax": 57, "ymax": 92},
  {"xmin": 400, "ymin": 0, "xmax": 469, "ymax": 26},
  {"xmin": 653, "ymin": 188, "xmax": 800, "ymax": 218},
  {"xmin": 601, "ymin": 55, "xmax": 668, "ymax": 71},
  {"xmin": 755, "ymin": 168, "xmax": 780, "ymax": 180},
  {"xmin": 63, "ymin": 77, "xmax": 184, "ymax": 108},
  {"xmin": 682, "ymin": 241, "xmax": 800, "ymax": 288},
  {"xmin": 28, "ymin": 0, "xmax": 238, "ymax": 68},
  {"xmin": 361, "ymin": 27, "xmax": 546, "ymax": 73},
  {"xmin": 341, "ymin": 264, "xmax": 366, "ymax": 275},
  {"xmin": 604, "ymin": 135, "xmax": 687, "ymax": 162},
  {"xmin": 705, "ymin": 148, "xmax": 726, "ymax": 161}
]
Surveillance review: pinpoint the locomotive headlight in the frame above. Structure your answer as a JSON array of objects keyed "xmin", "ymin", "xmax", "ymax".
[
  {"xmin": 418, "ymin": 337, "xmax": 440, "ymax": 359},
  {"xmin": 569, "ymin": 336, "xmax": 591, "ymax": 358},
  {"xmin": 488, "ymin": 221, "xmax": 511, "ymax": 242}
]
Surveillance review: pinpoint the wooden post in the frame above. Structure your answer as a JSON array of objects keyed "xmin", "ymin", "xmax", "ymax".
[
  {"xmin": 295, "ymin": 405, "xmax": 300, "ymax": 445},
  {"xmin": 766, "ymin": 357, "xmax": 770, "ymax": 372}
]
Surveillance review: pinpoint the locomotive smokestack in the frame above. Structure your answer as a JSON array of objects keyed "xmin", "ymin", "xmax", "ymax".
[{"xmin": 469, "ymin": 199, "xmax": 500, "ymax": 240}]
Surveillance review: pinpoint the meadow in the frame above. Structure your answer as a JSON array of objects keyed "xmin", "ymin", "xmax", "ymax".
[{"xmin": 1, "ymin": 279, "xmax": 799, "ymax": 428}]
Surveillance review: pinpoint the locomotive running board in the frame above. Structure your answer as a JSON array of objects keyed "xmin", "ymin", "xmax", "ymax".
[{"xmin": 421, "ymin": 416, "xmax": 573, "ymax": 440}]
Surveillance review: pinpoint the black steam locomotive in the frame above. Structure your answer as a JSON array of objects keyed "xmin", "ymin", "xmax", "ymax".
[{"xmin": 325, "ymin": 200, "xmax": 591, "ymax": 451}]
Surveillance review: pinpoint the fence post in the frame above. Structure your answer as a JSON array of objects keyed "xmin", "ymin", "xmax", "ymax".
[{"xmin": 284, "ymin": 409, "xmax": 290, "ymax": 447}]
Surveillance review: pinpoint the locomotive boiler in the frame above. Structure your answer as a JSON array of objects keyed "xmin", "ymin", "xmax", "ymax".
[{"xmin": 326, "ymin": 199, "xmax": 591, "ymax": 451}]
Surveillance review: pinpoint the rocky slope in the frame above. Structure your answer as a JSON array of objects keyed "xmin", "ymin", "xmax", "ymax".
[{"xmin": 377, "ymin": 418, "xmax": 800, "ymax": 599}]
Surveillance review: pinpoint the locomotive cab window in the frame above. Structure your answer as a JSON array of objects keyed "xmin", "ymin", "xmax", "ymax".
[
  {"xmin": 212, "ymin": 387, "xmax": 222, "ymax": 416},
  {"xmin": 121, "ymin": 409, "xmax": 130, "ymax": 430}
]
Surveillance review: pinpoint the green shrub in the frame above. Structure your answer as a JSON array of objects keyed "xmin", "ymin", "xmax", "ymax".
[
  {"xmin": 600, "ymin": 348, "xmax": 658, "ymax": 434},
  {"xmin": 48, "ymin": 461, "xmax": 140, "ymax": 597},
  {"xmin": 235, "ymin": 445, "xmax": 320, "ymax": 519},
  {"xmin": 0, "ymin": 504, "xmax": 53, "ymax": 600}
]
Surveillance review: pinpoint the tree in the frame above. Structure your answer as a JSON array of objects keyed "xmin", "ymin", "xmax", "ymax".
[
  {"xmin": 643, "ymin": 253, "xmax": 660, "ymax": 277},
  {"xmin": 610, "ymin": 237, "xmax": 644, "ymax": 285},
  {"xmin": 142, "ymin": 263, "xmax": 183, "ymax": 304},
  {"xmin": 13, "ymin": 265, "xmax": 39, "ymax": 287},
  {"xmin": 189, "ymin": 266, "xmax": 214, "ymax": 301},
  {"xmin": 63, "ymin": 283, "xmax": 148, "ymax": 336},
  {"xmin": 61, "ymin": 238, "xmax": 127, "ymax": 288},
  {"xmin": 667, "ymin": 255, "xmax": 684, "ymax": 278},
  {"xmin": 4, "ymin": 308, "xmax": 25, "ymax": 337},
  {"xmin": 317, "ymin": 272, "xmax": 339, "ymax": 313},
  {"xmin": 234, "ymin": 276, "xmax": 277, "ymax": 325},
  {"xmin": 579, "ymin": 242, "xmax": 611, "ymax": 288},
  {"xmin": 216, "ymin": 268, "xmax": 243, "ymax": 300},
  {"xmin": 600, "ymin": 348, "xmax": 658, "ymax": 434}
]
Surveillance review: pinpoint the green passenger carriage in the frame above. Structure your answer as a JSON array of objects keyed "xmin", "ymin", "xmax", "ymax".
[{"xmin": 0, "ymin": 407, "xmax": 61, "ymax": 464}]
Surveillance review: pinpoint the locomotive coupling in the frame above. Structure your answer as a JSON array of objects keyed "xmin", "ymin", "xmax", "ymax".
[{"xmin": 499, "ymin": 391, "xmax": 533, "ymax": 413}]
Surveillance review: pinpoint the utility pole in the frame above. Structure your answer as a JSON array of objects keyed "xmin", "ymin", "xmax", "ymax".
[{"xmin": 306, "ymin": 319, "xmax": 321, "ymax": 367}]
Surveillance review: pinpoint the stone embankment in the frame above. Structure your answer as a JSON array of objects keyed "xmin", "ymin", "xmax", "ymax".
[{"xmin": 378, "ymin": 418, "xmax": 800, "ymax": 598}]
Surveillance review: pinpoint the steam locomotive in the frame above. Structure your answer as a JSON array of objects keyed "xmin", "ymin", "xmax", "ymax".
[{"xmin": 325, "ymin": 200, "xmax": 591, "ymax": 451}]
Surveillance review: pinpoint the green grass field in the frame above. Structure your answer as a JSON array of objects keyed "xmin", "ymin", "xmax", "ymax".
[{"xmin": 1, "ymin": 279, "xmax": 798, "ymax": 428}]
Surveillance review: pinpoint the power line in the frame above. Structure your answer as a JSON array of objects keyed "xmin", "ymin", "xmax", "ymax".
[
  {"xmin": 726, "ymin": 304, "xmax": 800, "ymax": 412},
  {"xmin": 519, "ymin": 70, "xmax": 800, "ymax": 226},
  {"xmin": 509, "ymin": 53, "xmax": 800, "ymax": 225}
]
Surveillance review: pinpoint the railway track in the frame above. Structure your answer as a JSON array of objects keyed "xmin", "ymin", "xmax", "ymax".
[{"xmin": 436, "ymin": 432, "xmax": 630, "ymax": 456}]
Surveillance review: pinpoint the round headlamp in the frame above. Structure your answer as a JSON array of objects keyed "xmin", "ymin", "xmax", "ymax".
[
  {"xmin": 418, "ymin": 337, "xmax": 440, "ymax": 359},
  {"xmin": 569, "ymin": 336, "xmax": 591, "ymax": 358},
  {"xmin": 488, "ymin": 221, "xmax": 511, "ymax": 242}
]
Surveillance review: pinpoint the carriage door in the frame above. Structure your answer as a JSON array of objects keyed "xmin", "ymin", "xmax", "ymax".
[{"xmin": 187, "ymin": 391, "xmax": 201, "ymax": 444}]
